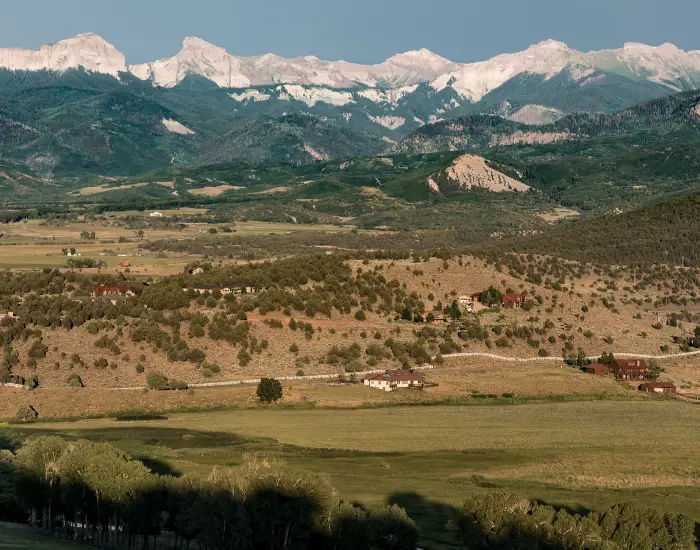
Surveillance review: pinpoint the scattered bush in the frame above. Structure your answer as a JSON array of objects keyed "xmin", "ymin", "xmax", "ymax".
[{"xmin": 256, "ymin": 377, "xmax": 283, "ymax": 403}]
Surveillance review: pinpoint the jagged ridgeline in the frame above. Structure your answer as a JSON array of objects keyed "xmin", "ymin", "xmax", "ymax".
[{"xmin": 0, "ymin": 32, "xmax": 699, "ymax": 177}]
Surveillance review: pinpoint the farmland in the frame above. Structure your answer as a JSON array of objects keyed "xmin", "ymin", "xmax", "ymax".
[
  {"xmin": 0, "ymin": 181, "xmax": 697, "ymax": 549},
  {"xmin": 0, "ymin": 524, "xmax": 87, "ymax": 549},
  {"xmin": 11, "ymin": 398, "xmax": 700, "ymax": 548},
  {"xmin": 0, "ymin": 213, "xmax": 355, "ymax": 273}
]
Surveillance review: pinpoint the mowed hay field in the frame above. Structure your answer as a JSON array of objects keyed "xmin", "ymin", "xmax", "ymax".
[{"xmin": 14, "ymin": 399, "xmax": 700, "ymax": 548}]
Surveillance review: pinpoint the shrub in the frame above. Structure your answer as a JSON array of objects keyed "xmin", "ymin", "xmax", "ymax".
[
  {"xmin": 238, "ymin": 349, "xmax": 252, "ymax": 367},
  {"xmin": 27, "ymin": 340, "xmax": 48, "ymax": 359},
  {"xmin": 66, "ymin": 374, "xmax": 84, "ymax": 388},
  {"xmin": 354, "ymin": 310, "xmax": 367, "ymax": 321},
  {"xmin": 257, "ymin": 377, "xmax": 283, "ymax": 403},
  {"xmin": 146, "ymin": 371, "xmax": 169, "ymax": 390},
  {"xmin": 15, "ymin": 404, "xmax": 38, "ymax": 422}
]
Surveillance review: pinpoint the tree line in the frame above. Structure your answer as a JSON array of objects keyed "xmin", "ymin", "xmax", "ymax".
[{"xmin": 1, "ymin": 436, "xmax": 694, "ymax": 549}]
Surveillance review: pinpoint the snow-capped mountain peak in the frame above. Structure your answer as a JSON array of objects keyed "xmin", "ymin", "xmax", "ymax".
[
  {"xmin": 0, "ymin": 33, "xmax": 698, "ymax": 103},
  {"xmin": 0, "ymin": 32, "xmax": 127, "ymax": 77},
  {"xmin": 130, "ymin": 36, "xmax": 249, "ymax": 88},
  {"xmin": 529, "ymin": 39, "xmax": 572, "ymax": 51},
  {"xmin": 181, "ymin": 36, "xmax": 220, "ymax": 51}
]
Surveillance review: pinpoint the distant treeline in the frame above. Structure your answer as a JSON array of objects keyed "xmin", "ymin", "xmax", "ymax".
[{"xmin": 472, "ymin": 191, "xmax": 700, "ymax": 268}]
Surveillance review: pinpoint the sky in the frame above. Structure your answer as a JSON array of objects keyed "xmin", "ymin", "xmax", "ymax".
[{"xmin": 1, "ymin": 0, "xmax": 699, "ymax": 64}]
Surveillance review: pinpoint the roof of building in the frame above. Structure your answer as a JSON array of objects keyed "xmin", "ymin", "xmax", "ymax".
[
  {"xmin": 585, "ymin": 363, "xmax": 610, "ymax": 373},
  {"xmin": 639, "ymin": 380, "xmax": 675, "ymax": 388},
  {"xmin": 94, "ymin": 285, "xmax": 133, "ymax": 294},
  {"xmin": 502, "ymin": 293, "xmax": 526, "ymax": 302},
  {"xmin": 612, "ymin": 358, "xmax": 649, "ymax": 370}
]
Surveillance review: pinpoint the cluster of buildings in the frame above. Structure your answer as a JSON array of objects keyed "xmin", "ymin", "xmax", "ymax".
[
  {"xmin": 428, "ymin": 291, "xmax": 528, "ymax": 324},
  {"xmin": 183, "ymin": 282, "xmax": 256, "ymax": 295},
  {"xmin": 92, "ymin": 285, "xmax": 136, "ymax": 305},
  {"xmin": 585, "ymin": 358, "xmax": 676, "ymax": 394}
]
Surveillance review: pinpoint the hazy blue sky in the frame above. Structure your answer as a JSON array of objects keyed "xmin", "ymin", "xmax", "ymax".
[{"xmin": 2, "ymin": 0, "xmax": 699, "ymax": 63}]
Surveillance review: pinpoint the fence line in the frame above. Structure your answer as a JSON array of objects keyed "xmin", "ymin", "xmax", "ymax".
[
  {"xmin": 441, "ymin": 350, "xmax": 700, "ymax": 362},
  {"xmin": 102, "ymin": 349, "xmax": 700, "ymax": 391},
  {"xmin": 115, "ymin": 365, "xmax": 436, "ymax": 391}
]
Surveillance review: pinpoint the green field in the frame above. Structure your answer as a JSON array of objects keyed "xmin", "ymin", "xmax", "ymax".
[
  {"xmin": 0, "ymin": 524, "xmax": 87, "ymax": 549},
  {"xmin": 15, "ymin": 400, "xmax": 700, "ymax": 549}
]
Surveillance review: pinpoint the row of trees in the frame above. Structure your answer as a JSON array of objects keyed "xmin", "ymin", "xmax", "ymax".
[
  {"xmin": 5, "ymin": 437, "xmax": 693, "ymax": 550},
  {"xmin": 9, "ymin": 436, "xmax": 417, "ymax": 550},
  {"xmin": 453, "ymin": 491, "xmax": 694, "ymax": 550}
]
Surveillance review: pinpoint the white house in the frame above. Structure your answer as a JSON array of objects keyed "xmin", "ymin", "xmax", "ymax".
[
  {"xmin": 149, "ymin": 211, "xmax": 163, "ymax": 218},
  {"xmin": 363, "ymin": 370, "xmax": 425, "ymax": 392},
  {"xmin": 458, "ymin": 295, "xmax": 474, "ymax": 313}
]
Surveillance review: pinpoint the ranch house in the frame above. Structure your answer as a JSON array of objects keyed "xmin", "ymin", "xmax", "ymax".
[
  {"xmin": 457, "ymin": 295, "xmax": 474, "ymax": 313},
  {"xmin": 501, "ymin": 293, "xmax": 527, "ymax": 308},
  {"xmin": 92, "ymin": 285, "xmax": 135, "ymax": 297},
  {"xmin": 427, "ymin": 311, "xmax": 447, "ymax": 324},
  {"xmin": 363, "ymin": 370, "xmax": 425, "ymax": 392},
  {"xmin": 610, "ymin": 358, "xmax": 651, "ymax": 380}
]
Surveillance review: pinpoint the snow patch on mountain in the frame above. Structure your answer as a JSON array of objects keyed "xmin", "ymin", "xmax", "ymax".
[
  {"xmin": 282, "ymin": 85, "xmax": 354, "ymax": 107},
  {"xmin": 162, "ymin": 118, "xmax": 195, "ymax": 135},
  {"xmin": 368, "ymin": 115, "xmax": 406, "ymax": 130},
  {"xmin": 303, "ymin": 144, "xmax": 329, "ymax": 160},
  {"xmin": 357, "ymin": 84, "xmax": 419, "ymax": 105},
  {"xmin": 229, "ymin": 89, "xmax": 271, "ymax": 102}
]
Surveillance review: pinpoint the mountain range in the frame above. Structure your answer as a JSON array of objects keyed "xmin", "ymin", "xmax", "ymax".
[
  {"xmin": 0, "ymin": 33, "xmax": 699, "ymax": 177},
  {"xmin": 2, "ymin": 33, "xmax": 699, "ymax": 96}
]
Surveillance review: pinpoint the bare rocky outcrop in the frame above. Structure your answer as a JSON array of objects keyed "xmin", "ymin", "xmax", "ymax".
[{"xmin": 427, "ymin": 154, "xmax": 530, "ymax": 193}]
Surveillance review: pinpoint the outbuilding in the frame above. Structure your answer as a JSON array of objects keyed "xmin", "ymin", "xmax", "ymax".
[
  {"xmin": 638, "ymin": 381, "xmax": 676, "ymax": 394},
  {"xmin": 584, "ymin": 363, "xmax": 610, "ymax": 376}
]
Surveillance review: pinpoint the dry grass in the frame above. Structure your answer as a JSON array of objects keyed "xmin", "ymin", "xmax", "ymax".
[
  {"xmin": 537, "ymin": 208, "xmax": 580, "ymax": 222},
  {"xmin": 188, "ymin": 185, "xmax": 243, "ymax": 196},
  {"xmin": 357, "ymin": 257, "xmax": 695, "ymax": 357},
  {"xmin": 72, "ymin": 181, "xmax": 174, "ymax": 196}
]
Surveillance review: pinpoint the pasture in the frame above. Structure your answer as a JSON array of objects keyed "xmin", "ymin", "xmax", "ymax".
[
  {"xmin": 14, "ymin": 399, "xmax": 700, "ymax": 548},
  {"xmin": 0, "ymin": 523, "xmax": 87, "ymax": 549},
  {"xmin": 0, "ymin": 217, "xmax": 353, "ymax": 272}
]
